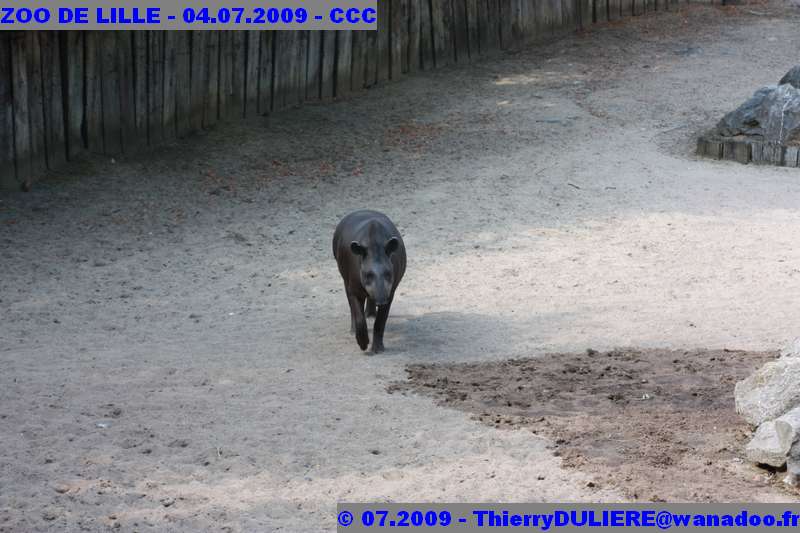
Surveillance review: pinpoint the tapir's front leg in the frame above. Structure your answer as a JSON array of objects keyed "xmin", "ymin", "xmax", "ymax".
[
  {"xmin": 347, "ymin": 290, "xmax": 369, "ymax": 351},
  {"xmin": 371, "ymin": 296, "xmax": 393, "ymax": 354}
]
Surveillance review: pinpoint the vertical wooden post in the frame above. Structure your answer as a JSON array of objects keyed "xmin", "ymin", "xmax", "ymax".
[
  {"xmin": 257, "ymin": 31, "xmax": 274, "ymax": 113},
  {"xmin": 175, "ymin": 31, "xmax": 192, "ymax": 137},
  {"xmin": 85, "ymin": 31, "xmax": 104, "ymax": 153},
  {"xmin": 321, "ymin": 31, "xmax": 337, "ymax": 100},
  {"xmin": 335, "ymin": 30, "xmax": 352, "ymax": 97},
  {"xmin": 203, "ymin": 31, "xmax": 219, "ymax": 127},
  {"xmin": 101, "ymin": 31, "xmax": 123, "ymax": 154},
  {"xmin": 148, "ymin": 31, "xmax": 164, "ymax": 144},
  {"xmin": 10, "ymin": 34, "xmax": 31, "ymax": 187},
  {"xmin": 0, "ymin": 34, "xmax": 16, "ymax": 189},
  {"xmin": 40, "ymin": 32, "xmax": 67, "ymax": 169},
  {"xmin": 132, "ymin": 31, "xmax": 148, "ymax": 145},
  {"xmin": 245, "ymin": 30, "xmax": 261, "ymax": 114},
  {"xmin": 117, "ymin": 31, "xmax": 138, "ymax": 152},
  {"xmin": 162, "ymin": 31, "xmax": 178, "ymax": 139}
]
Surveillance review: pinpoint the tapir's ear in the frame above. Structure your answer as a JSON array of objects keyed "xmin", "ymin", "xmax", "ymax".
[
  {"xmin": 350, "ymin": 241, "xmax": 367, "ymax": 257},
  {"xmin": 385, "ymin": 237, "xmax": 399, "ymax": 256}
]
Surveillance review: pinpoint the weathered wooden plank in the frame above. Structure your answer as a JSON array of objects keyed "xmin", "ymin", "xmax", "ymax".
[
  {"xmin": 646, "ymin": 0, "xmax": 655, "ymax": 12},
  {"xmin": 204, "ymin": 31, "xmax": 220, "ymax": 127},
  {"xmin": 117, "ymin": 32, "xmax": 138, "ymax": 152},
  {"xmin": 39, "ymin": 32, "xmax": 67, "ymax": 169},
  {"xmin": 306, "ymin": 30, "xmax": 321, "ymax": 100},
  {"xmin": 85, "ymin": 32, "xmax": 104, "ymax": 152},
  {"xmin": 365, "ymin": 27, "xmax": 379, "ymax": 87},
  {"xmin": 452, "ymin": 0, "xmax": 469, "ymax": 62},
  {"xmin": 230, "ymin": 30, "xmax": 246, "ymax": 118},
  {"xmin": 400, "ymin": 0, "xmax": 411, "ymax": 73},
  {"xmin": 148, "ymin": 31, "xmax": 164, "ymax": 144},
  {"xmin": 63, "ymin": 32, "xmax": 84, "ymax": 159},
  {"xmin": 321, "ymin": 31, "xmax": 337, "ymax": 99},
  {"xmin": 508, "ymin": 0, "xmax": 519, "ymax": 42},
  {"xmin": 335, "ymin": 30, "xmax": 352, "ymax": 97},
  {"xmin": 258, "ymin": 31, "xmax": 274, "ymax": 112},
  {"xmin": 175, "ymin": 32, "xmax": 192, "ymax": 137},
  {"xmin": 271, "ymin": 31, "xmax": 286, "ymax": 109},
  {"xmin": 133, "ymin": 31, "xmax": 148, "ymax": 144},
  {"xmin": 608, "ymin": 0, "xmax": 621, "ymax": 20},
  {"xmin": 294, "ymin": 30, "xmax": 309, "ymax": 105},
  {"xmin": 217, "ymin": 31, "xmax": 232, "ymax": 119},
  {"xmin": 189, "ymin": 32, "xmax": 206, "ymax": 130},
  {"xmin": 594, "ymin": 0, "xmax": 608, "ymax": 23},
  {"xmin": 431, "ymin": 0, "xmax": 453, "ymax": 66},
  {"xmin": 633, "ymin": 0, "xmax": 644, "ymax": 15},
  {"xmin": 476, "ymin": 0, "xmax": 489, "ymax": 55},
  {"xmin": 522, "ymin": 0, "xmax": 536, "ymax": 42},
  {"xmin": 465, "ymin": 0, "xmax": 479, "ymax": 58},
  {"xmin": 499, "ymin": 0, "xmax": 512, "ymax": 49},
  {"xmin": 273, "ymin": 31, "xmax": 296, "ymax": 108},
  {"xmin": 578, "ymin": 0, "xmax": 592, "ymax": 27},
  {"xmin": 162, "ymin": 31, "xmax": 177, "ymax": 140},
  {"xmin": 533, "ymin": 0, "xmax": 548, "ymax": 38},
  {"xmin": 785, "ymin": 146, "xmax": 800, "ymax": 168},
  {"xmin": 547, "ymin": 0, "xmax": 571, "ymax": 35},
  {"xmin": 101, "ymin": 31, "xmax": 123, "ymax": 154},
  {"xmin": 245, "ymin": 31, "xmax": 260, "ymax": 115},
  {"xmin": 0, "ymin": 34, "xmax": 16, "ymax": 188},
  {"xmin": 408, "ymin": 0, "xmax": 422, "ymax": 71},
  {"xmin": 486, "ymin": 0, "xmax": 501, "ymax": 51},
  {"xmin": 419, "ymin": 0, "xmax": 435, "ymax": 69},
  {"xmin": 619, "ymin": 0, "xmax": 633, "ymax": 17},
  {"xmin": 10, "ymin": 34, "xmax": 31, "ymax": 186},
  {"xmin": 24, "ymin": 33, "xmax": 46, "ymax": 175},
  {"xmin": 392, "ymin": 0, "xmax": 405, "ymax": 78},
  {"xmin": 350, "ymin": 30, "xmax": 366, "ymax": 90},
  {"xmin": 378, "ymin": 0, "xmax": 391, "ymax": 81},
  {"xmin": 559, "ymin": 0, "xmax": 576, "ymax": 31}
]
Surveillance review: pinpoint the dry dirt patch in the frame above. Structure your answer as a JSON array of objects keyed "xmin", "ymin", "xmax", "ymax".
[{"xmin": 390, "ymin": 348, "xmax": 799, "ymax": 502}]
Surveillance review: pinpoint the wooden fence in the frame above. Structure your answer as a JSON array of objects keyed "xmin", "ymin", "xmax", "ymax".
[{"xmin": 0, "ymin": 0, "xmax": 691, "ymax": 190}]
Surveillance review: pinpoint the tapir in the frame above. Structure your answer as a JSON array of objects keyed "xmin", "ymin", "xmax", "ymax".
[{"xmin": 333, "ymin": 210, "xmax": 406, "ymax": 353}]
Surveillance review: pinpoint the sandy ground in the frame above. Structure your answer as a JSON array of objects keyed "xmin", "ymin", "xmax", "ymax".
[
  {"xmin": 392, "ymin": 348, "xmax": 786, "ymax": 502},
  {"xmin": 3, "ymin": 3, "xmax": 800, "ymax": 530}
]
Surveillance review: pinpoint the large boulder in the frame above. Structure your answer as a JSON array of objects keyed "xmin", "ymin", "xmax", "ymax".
[
  {"xmin": 780, "ymin": 66, "xmax": 800, "ymax": 90},
  {"xmin": 716, "ymin": 84, "xmax": 800, "ymax": 144},
  {"xmin": 746, "ymin": 420, "xmax": 790, "ymax": 466},
  {"xmin": 775, "ymin": 406, "xmax": 800, "ymax": 446},
  {"xmin": 735, "ymin": 357, "xmax": 800, "ymax": 426}
]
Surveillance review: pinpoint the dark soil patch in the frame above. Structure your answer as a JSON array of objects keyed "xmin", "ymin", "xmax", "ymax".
[{"xmin": 389, "ymin": 348, "xmax": 799, "ymax": 502}]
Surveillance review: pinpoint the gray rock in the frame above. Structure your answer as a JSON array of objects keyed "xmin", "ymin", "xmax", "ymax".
[
  {"xmin": 716, "ymin": 84, "xmax": 800, "ymax": 144},
  {"xmin": 780, "ymin": 66, "xmax": 800, "ymax": 89},
  {"xmin": 781, "ymin": 337, "xmax": 800, "ymax": 358},
  {"xmin": 746, "ymin": 421, "xmax": 789, "ymax": 467},
  {"xmin": 735, "ymin": 357, "xmax": 800, "ymax": 426},
  {"xmin": 773, "ymin": 406, "xmax": 800, "ymax": 452}
]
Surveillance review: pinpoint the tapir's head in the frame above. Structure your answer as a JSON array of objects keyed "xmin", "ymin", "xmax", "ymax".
[{"xmin": 350, "ymin": 236, "xmax": 400, "ymax": 307}]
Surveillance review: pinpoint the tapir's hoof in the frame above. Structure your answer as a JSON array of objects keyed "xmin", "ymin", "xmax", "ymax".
[
  {"xmin": 371, "ymin": 343, "xmax": 385, "ymax": 354},
  {"xmin": 356, "ymin": 331, "xmax": 370, "ymax": 351}
]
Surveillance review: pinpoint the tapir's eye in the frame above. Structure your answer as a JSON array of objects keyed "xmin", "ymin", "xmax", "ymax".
[
  {"xmin": 364, "ymin": 272, "xmax": 375, "ymax": 283},
  {"xmin": 383, "ymin": 272, "xmax": 392, "ymax": 281}
]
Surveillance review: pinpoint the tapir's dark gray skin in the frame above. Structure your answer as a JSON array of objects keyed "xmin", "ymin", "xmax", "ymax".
[{"xmin": 333, "ymin": 210, "xmax": 406, "ymax": 354}]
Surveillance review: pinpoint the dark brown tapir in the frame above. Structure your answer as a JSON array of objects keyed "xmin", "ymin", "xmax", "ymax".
[{"xmin": 333, "ymin": 210, "xmax": 406, "ymax": 353}]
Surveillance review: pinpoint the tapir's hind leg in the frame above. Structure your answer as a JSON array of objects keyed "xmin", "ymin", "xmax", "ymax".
[{"xmin": 365, "ymin": 298, "xmax": 376, "ymax": 318}]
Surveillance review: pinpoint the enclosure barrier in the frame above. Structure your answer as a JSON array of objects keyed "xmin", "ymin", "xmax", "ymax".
[{"xmin": 0, "ymin": 0, "xmax": 694, "ymax": 190}]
